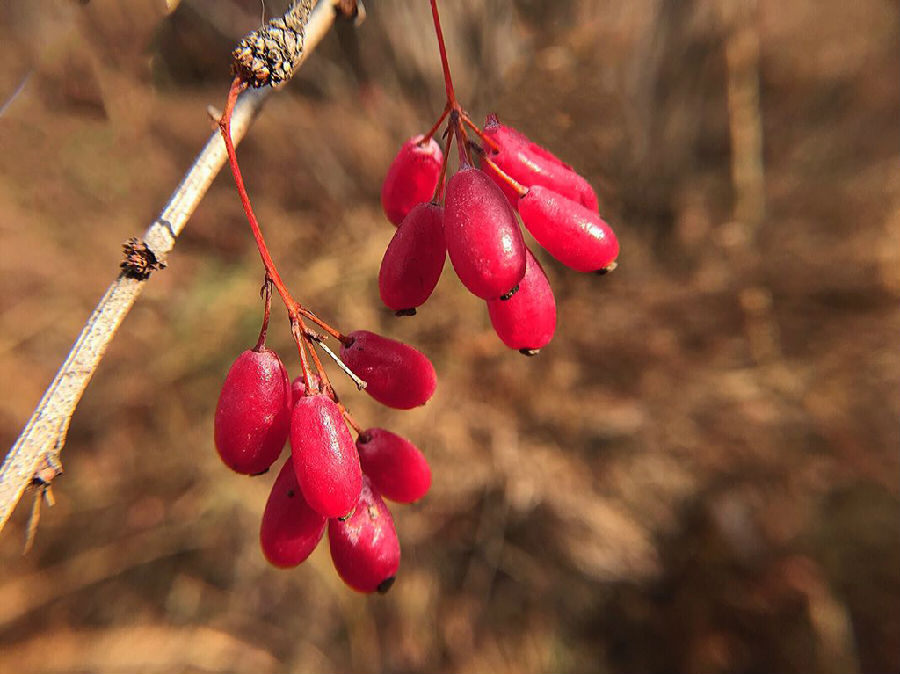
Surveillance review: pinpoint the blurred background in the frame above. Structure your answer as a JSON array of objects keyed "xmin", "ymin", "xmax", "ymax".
[{"xmin": 0, "ymin": 0, "xmax": 897, "ymax": 672}]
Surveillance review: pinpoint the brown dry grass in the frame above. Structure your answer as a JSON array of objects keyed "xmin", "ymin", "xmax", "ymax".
[{"xmin": 0, "ymin": 0, "xmax": 897, "ymax": 672}]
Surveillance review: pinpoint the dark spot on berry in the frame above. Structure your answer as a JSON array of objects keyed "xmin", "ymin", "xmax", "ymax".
[
  {"xmin": 251, "ymin": 466, "xmax": 271, "ymax": 476},
  {"xmin": 286, "ymin": 489, "xmax": 295, "ymax": 498},
  {"xmin": 500, "ymin": 284, "xmax": 519, "ymax": 301},
  {"xmin": 338, "ymin": 506, "xmax": 356, "ymax": 521},
  {"xmin": 596, "ymin": 260, "xmax": 618, "ymax": 275},
  {"xmin": 377, "ymin": 576, "xmax": 396, "ymax": 594},
  {"xmin": 519, "ymin": 348, "xmax": 540, "ymax": 357},
  {"xmin": 395, "ymin": 308, "xmax": 417, "ymax": 317}
]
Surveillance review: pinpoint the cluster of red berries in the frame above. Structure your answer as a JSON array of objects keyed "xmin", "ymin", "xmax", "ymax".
[
  {"xmin": 214, "ymin": 328, "xmax": 435, "ymax": 593},
  {"xmin": 378, "ymin": 113, "xmax": 619, "ymax": 355},
  {"xmin": 210, "ymin": 0, "xmax": 619, "ymax": 596}
]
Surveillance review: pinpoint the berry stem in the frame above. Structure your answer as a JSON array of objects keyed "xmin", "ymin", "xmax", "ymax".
[
  {"xmin": 254, "ymin": 274, "xmax": 272, "ymax": 351},
  {"xmin": 432, "ymin": 128, "xmax": 454, "ymax": 202},
  {"xmin": 423, "ymin": 102, "xmax": 451, "ymax": 143},
  {"xmin": 481, "ymin": 153, "xmax": 527, "ymax": 197},
  {"xmin": 219, "ymin": 76, "xmax": 343, "ymax": 392},
  {"xmin": 450, "ymin": 111, "xmax": 472, "ymax": 167},
  {"xmin": 430, "ymin": 0, "xmax": 456, "ymax": 106}
]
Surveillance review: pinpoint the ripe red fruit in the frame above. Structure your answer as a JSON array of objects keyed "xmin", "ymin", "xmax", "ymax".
[
  {"xmin": 443, "ymin": 165, "xmax": 526, "ymax": 300},
  {"xmin": 487, "ymin": 247, "xmax": 557, "ymax": 355},
  {"xmin": 339, "ymin": 330, "xmax": 436, "ymax": 409},
  {"xmin": 356, "ymin": 428, "xmax": 431, "ymax": 503},
  {"xmin": 482, "ymin": 115, "xmax": 599, "ymax": 211},
  {"xmin": 328, "ymin": 477, "xmax": 400, "ymax": 593},
  {"xmin": 290, "ymin": 394, "xmax": 362, "ymax": 519},
  {"xmin": 260, "ymin": 458, "xmax": 327, "ymax": 568},
  {"xmin": 518, "ymin": 185, "xmax": 619, "ymax": 273},
  {"xmin": 378, "ymin": 202, "xmax": 446, "ymax": 315},
  {"xmin": 381, "ymin": 135, "xmax": 443, "ymax": 226},
  {"xmin": 214, "ymin": 347, "xmax": 291, "ymax": 475}
]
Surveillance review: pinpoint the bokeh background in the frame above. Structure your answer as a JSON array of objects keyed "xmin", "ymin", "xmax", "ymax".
[{"xmin": 0, "ymin": 0, "xmax": 897, "ymax": 672}]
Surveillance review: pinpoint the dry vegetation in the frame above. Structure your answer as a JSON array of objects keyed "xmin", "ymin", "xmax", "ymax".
[{"xmin": 0, "ymin": 0, "xmax": 897, "ymax": 672}]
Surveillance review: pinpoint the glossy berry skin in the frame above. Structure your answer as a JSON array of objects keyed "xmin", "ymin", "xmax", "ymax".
[
  {"xmin": 328, "ymin": 477, "xmax": 400, "ymax": 594},
  {"xmin": 518, "ymin": 185, "xmax": 619, "ymax": 273},
  {"xmin": 482, "ymin": 115, "xmax": 599, "ymax": 212},
  {"xmin": 356, "ymin": 428, "xmax": 431, "ymax": 504},
  {"xmin": 340, "ymin": 330, "xmax": 436, "ymax": 409},
  {"xmin": 487, "ymin": 247, "xmax": 557, "ymax": 354},
  {"xmin": 290, "ymin": 394, "xmax": 362, "ymax": 519},
  {"xmin": 260, "ymin": 458, "xmax": 327, "ymax": 568},
  {"xmin": 379, "ymin": 202, "xmax": 446, "ymax": 314},
  {"xmin": 443, "ymin": 166, "xmax": 526, "ymax": 300},
  {"xmin": 214, "ymin": 348, "xmax": 291, "ymax": 475},
  {"xmin": 381, "ymin": 135, "xmax": 443, "ymax": 226}
]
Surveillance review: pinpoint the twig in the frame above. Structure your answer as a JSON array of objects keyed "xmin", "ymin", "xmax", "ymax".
[{"xmin": 0, "ymin": 0, "xmax": 349, "ymax": 537}]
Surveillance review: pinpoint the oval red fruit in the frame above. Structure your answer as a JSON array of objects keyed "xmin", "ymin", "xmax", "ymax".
[
  {"xmin": 214, "ymin": 348, "xmax": 291, "ymax": 475},
  {"xmin": 260, "ymin": 458, "xmax": 327, "ymax": 568},
  {"xmin": 482, "ymin": 115, "xmax": 599, "ymax": 211},
  {"xmin": 518, "ymin": 185, "xmax": 619, "ymax": 273},
  {"xmin": 357, "ymin": 428, "xmax": 431, "ymax": 503},
  {"xmin": 379, "ymin": 202, "xmax": 446, "ymax": 315},
  {"xmin": 290, "ymin": 394, "xmax": 362, "ymax": 519},
  {"xmin": 339, "ymin": 330, "xmax": 436, "ymax": 409},
  {"xmin": 487, "ymin": 247, "xmax": 557, "ymax": 355},
  {"xmin": 443, "ymin": 166, "xmax": 526, "ymax": 299},
  {"xmin": 328, "ymin": 477, "xmax": 401, "ymax": 593},
  {"xmin": 381, "ymin": 135, "xmax": 443, "ymax": 226}
]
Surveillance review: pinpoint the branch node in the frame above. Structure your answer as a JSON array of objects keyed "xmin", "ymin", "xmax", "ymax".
[{"xmin": 120, "ymin": 237, "xmax": 166, "ymax": 281}]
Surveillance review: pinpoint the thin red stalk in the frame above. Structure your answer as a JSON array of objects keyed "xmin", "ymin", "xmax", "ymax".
[
  {"xmin": 254, "ymin": 275, "xmax": 272, "ymax": 350},
  {"xmin": 339, "ymin": 403, "xmax": 363, "ymax": 435},
  {"xmin": 482, "ymin": 153, "xmax": 527, "ymax": 196},
  {"xmin": 451, "ymin": 112, "xmax": 472, "ymax": 167},
  {"xmin": 297, "ymin": 306, "xmax": 344, "ymax": 341},
  {"xmin": 423, "ymin": 103, "xmax": 451, "ymax": 143},
  {"xmin": 430, "ymin": 0, "xmax": 456, "ymax": 105},
  {"xmin": 431, "ymin": 129, "xmax": 454, "ymax": 202}
]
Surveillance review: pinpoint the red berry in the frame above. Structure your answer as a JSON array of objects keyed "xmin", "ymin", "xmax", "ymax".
[
  {"xmin": 518, "ymin": 185, "xmax": 619, "ymax": 273},
  {"xmin": 259, "ymin": 458, "xmax": 327, "ymax": 568},
  {"xmin": 214, "ymin": 348, "xmax": 291, "ymax": 475},
  {"xmin": 381, "ymin": 135, "xmax": 443, "ymax": 226},
  {"xmin": 482, "ymin": 115, "xmax": 599, "ymax": 211},
  {"xmin": 378, "ymin": 202, "xmax": 446, "ymax": 315},
  {"xmin": 487, "ymin": 247, "xmax": 557, "ymax": 354},
  {"xmin": 290, "ymin": 394, "xmax": 362, "ymax": 519},
  {"xmin": 328, "ymin": 477, "xmax": 400, "ymax": 593},
  {"xmin": 340, "ymin": 330, "xmax": 436, "ymax": 409},
  {"xmin": 356, "ymin": 428, "xmax": 431, "ymax": 503},
  {"xmin": 443, "ymin": 165, "xmax": 526, "ymax": 300}
]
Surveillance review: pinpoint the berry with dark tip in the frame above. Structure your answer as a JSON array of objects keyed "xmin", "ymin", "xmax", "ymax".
[
  {"xmin": 260, "ymin": 458, "xmax": 327, "ymax": 568},
  {"xmin": 214, "ymin": 348, "xmax": 291, "ymax": 475},
  {"xmin": 443, "ymin": 165, "xmax": 526, "ymax": 300},
  {"xmin": 340, "ymin": 330, "xmax": 437, "ymax": 409},
  {"xmin": 518, "ymin": 185, "xmax": 619, "ymax": 273},
  {"xmin": 378, "ymin": 202, "xmax": 446, "ymax": 314},
  {"xmin": 487, "ymin": 247, "xmax": 556, "ymax": 353},
  {"xmin": 381, "ymin": 135, "xmax": 443, "ymax": 226},
  {"xmin": 482, "ymin": 114, "xmax": 599, "ymax": 211},
  {"xmin": 290, "ymin": 394, "xmax": 362, "ymax": 519},
  {"xmin": 357, "ymin": 428, "xmax": 432, "ymax": 504},
  {"xmin": 328, "ymin": 476, "xmax": 401, "ymax": 593}
]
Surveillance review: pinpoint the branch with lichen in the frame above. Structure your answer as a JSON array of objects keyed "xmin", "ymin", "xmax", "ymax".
[{"xmin": 0, "ymin": 0, "xmax": 360, "ymax": 542}]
